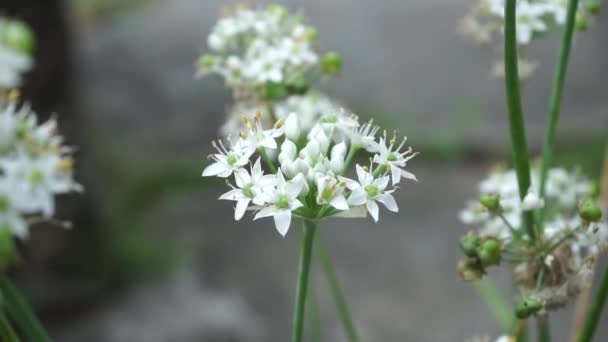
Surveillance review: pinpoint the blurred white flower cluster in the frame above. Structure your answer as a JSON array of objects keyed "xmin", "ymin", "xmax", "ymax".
[
  {"xmin": 458, "ymin": 164, "xmax": 606, "ymax": 311},
  {"xmin": 0, "ymin": 17, "xmax": 34, "ymax": 93},
  {"xmin": 0, "ymin": 96, "xmax": 81, "ymax": 239},
  {"xmin": 203, "ymin": 111, "xmax": 417, "ymax": 236},
  {"xmin": 197, "ymin": 4, "xmax": 341, "ymax": 101},
  {"xmin": 460, "ymin": 0, "xmax": 600, "ymax": 78}
]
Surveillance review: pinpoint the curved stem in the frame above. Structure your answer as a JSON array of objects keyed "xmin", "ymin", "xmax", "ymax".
[
  {"xmin": 577, "ymin": 265, "xmax": 608, "ymax": 342},
  {"xmin": 0, "ymin": 311, "xmax": 20, "ymax": 342},
  {"xmin": 317, "ymin": 237, "xmax": 360, "ymax": 342},
  {"xmin": 538, "ymin": 0, "xmax": 580, "ymax": 232},
  {"xmin": 291, "ymin": 220, "xmax": 317, "ymax": 342},
  {"xmin": 504, "ymin": 0, "xmax": 535, "ymax": 242}
]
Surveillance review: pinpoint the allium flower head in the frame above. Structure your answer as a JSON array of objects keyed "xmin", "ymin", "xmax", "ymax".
[
  {"xmin": 197, "ymin": 4, "xmax": 341, "ymax": 101},
  {"xmin": 203, "ymin": 109, "xmax": 417, "ymax": 236}
]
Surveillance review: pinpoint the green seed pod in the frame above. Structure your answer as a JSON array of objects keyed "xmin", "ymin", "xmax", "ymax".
[
  {"xmin": 3, "ymin": 20, "xmax": 34, "ymax": 54},
  {"xmin": 586, "ymin": 0, "xmax": 600, "ymax": 15},
  {"xmin": 515, "ymin": 296, "xmax": 543, "ymax": 319},
  {"xmin": 198, "ymin": 54, "xmax": 215, "ymax": 69},
  {"xmin": 459, "ymin": 234, "xmax": 480, "ymax": 258},
  {"xmin": 575, "ymin": 15, "xmax": 588, "ymax": 32},
  {"xmin": 263, "ymin": 82, "xmax": 286, "ymax": 101},
  {"xmin": 321, "ymin": 52, "xmax": 343, "ymax": 75},
  {"xmin": 457, "ymin": 256, "xmax": 483, "ymax": 282},
  {"xmin": 579, "ymin": 198, "xmax": 602, "ymax": 222},
  {"xmin": 479, "ymin": 194, "xmax": 501, "ymax": 213},
  {"xmin": 477, "ymin": 239, "xmax": 501, "ymax": 267},
  {"xmin": 285, "ymin": 72, "xmax": 309, "ymax": 95}
]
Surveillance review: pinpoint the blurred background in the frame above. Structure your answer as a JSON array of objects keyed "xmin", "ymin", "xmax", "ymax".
[{"xmin": 2, "ymin": 0, "xmax": 607, "ymax": 341}]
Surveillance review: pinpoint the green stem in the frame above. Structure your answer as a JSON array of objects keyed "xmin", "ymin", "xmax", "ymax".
[
  {"xmin": 538, "ymin": 0, "xmax": 580, "ymax": 232},
  {"xmin": 504, "ymin": 0, "xmax": 535, "ymax": 242},
  {"xmin": 317, "ymin": 237, "xmax": 360, "ymax": 342},
  {"xmin": 340, "ymin": 146, "xmax": 360, "ymax": 175},
  {"xmin": 292, "ymin": 220, "xmax": 317, "ymax": 342},
  {"xmin": 474, "ymin": 279, "xmax": 515, "ymax": 332},
  {"xmin": 537, "ymin": 315, "xmax": 551, "ymax": 342},
  {"xmin": 499, "ymin": 214, "xmax": 522, "ymax": 239},
  {"xmin": 0, "ymin": 311, "xmax": 20, "ymax": 342},
  {"xmin": 259, "ymin": 147, "xmax": 277, "ymax": 173},
  {"xmin": 577, "ymin": 265, "xmax": 608, "ymax": 342},
  {"xmin": 306, "ymin": 279, "xmax": 321, "ymax": 342}
]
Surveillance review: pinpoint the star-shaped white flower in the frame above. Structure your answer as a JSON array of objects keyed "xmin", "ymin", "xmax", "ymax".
[
  {"xmin": 373, "ymin": 137, "xmax": 417, "ymax": 185},
  {"xmin": 344, "ymin": 164, "xmax": 398, "ymax": 222},
  {"xmin": 202, "ymin": 139, "xmax": 254, "ymax": 178},
  {"xmin": 254, "ymin": 170, "xmax": 306, "ymax": 236},
  {"xmin": 240, "ymin": 114, "xmax": 283, "ymax": 151},
  {"xmin": 348, "ymin": 119, "xmax": 380, "ymax": 152},
  {"xmin": 316, "ymin": 175, "xmax": 349, "ymax": 211},
  {"xmin": 219, "ymin": 158, "xmax": 277, "ymax": 220}
]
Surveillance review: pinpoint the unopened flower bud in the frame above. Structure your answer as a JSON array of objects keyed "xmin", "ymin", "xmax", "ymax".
[
  {"xmin": 479, "ymin": 194, "xmax": 501, "ymax": 213},
  {"xmin": 459, "ymin": 233, "xmax": 480, "ymax": 258},
  {"xmin": 575, "ymin": 15, "xmax": 588, "ymax": 31},
  {"xmin": 264, "ymin": 82, "xmax": 286, "ymax": 101},
  {"xmin": 477, "ymin": 239, "xmax": 501, "ymax": 267},
  {"xmin": 198, "ymin": 54, "xmax": 215, "ymax": 69},
  {"xmin": 285, "ymin": 72, "xmax": 309, "ymax": 95},
  {"xmin": 457, "ymin": 256, "xmax": 484, "ymax": 282},
  {"xmin": 579, "ymin": 198, "xmax": 602, "ymax": 222},
  {"xmin": 329, "ymin": 142, "xmax": 347, "ymax": 172},
  {"xmin": 586, "ymin": 1, "xmax": 600, "ymax": 15},
  {"xmin": 589, "ymin": 180, "xmax": 600, "ymax": 199},
  {"xmin": 278, "ymin": 139, "xmax": 297, "ymax": 165},
  {"xmin": 515, "ymin": 296, "xmax": 543, "ymax": 319},
  {"xmin": 321, "ymin": 52, "xmax": 342, "ymax": 75},
  {"xmin": 284, "ymin": 113, "xmax": 300, "ymax": 141},
  {"xmin": 2, "ymin": 20, "xmax": 34, "ymax": 54}
]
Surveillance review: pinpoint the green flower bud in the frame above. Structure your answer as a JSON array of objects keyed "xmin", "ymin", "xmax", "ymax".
[
  {"xmin": 3, "ymin": 20, "xmax": 34, "ymax": 54},
  {"xmin": 305, "ymin": 27, "xmax": 318, "ymax": 41},
  {"xmin": 321, "ymin": 52, "xmax": 342, "ymax": 75},
  {"xmin": 0, "ymin": 228, "xmax": 16, "ymax": 269},
  {"xmin": 575, "ymin": 15, "xmax": 588, "ymax": 32},
  {"xmin": 459, "ymin": 234, "xmax": 480, "ymax": 258},
  {"xmin": 579, "ymin": 198, "xmax": 602, "ymax": 222},
  {"xmin": 477, "ymin": 239, "xmax": 501, "ymax": 267},
  {"xmin": 198, "ymin": 54, "xmax": 215, "ymax": 69},
  {"xmin": 479, "ymin": 194, "xmax": 501, "ymax": 213},
  {"xmin": 586, "ymin": 0, "xmax": 600, "ymax": 15},
  {"xmin": 285, "ymin": 72, "xmax": 309, "ymax": 95},
  {"xmin": 589, "ymin": 180, "xmax": 600, "ymax": 199},
  {"xmin": 267, "ymin": 4, "xmax": 287, "ymax": 19},
  {"xmin": 263, "ymin": 82, "xmax": 286, "ymax": 101},
  {"xmin": 457, "ymin": 256, "xmax": 484, "ymax": 282},
  {"xmin": 515, "ymin": 296, "xmax": 543, "ymax": 319}
]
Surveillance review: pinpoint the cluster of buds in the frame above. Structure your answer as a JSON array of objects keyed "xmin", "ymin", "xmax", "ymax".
[
  {"xmin": 0, "ymin": 17, "xmax": 34, "ymax": 95},
  {"xmin": 196, "ymin": 4, "xmax": 342, "ymax": 102},
  {"xmin": 203, "ymin": 110, "xmax": 417, "ymax": 236},
  {"xmin": 458, "ymin": 165, "xmax": 606, "ymax": 315},
  {"xmin": 460, "ymin": 0, "xmax": 601, "ymax": 78},
  {"xmin": 0, "ymin": 93, "xmax": 81, "ymax": 266}
]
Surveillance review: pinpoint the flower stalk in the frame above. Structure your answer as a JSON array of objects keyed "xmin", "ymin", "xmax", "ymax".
[
  {"xmin": 292, "ymin": 220, "xmax": 317, "ymax": 342},
  {"xmin": 577, "ymin": 264, "xmax": 608, "ymax": 342},
  {"xmin": 538, "ymin": 0, "xmax": 580, "ymax": 231},
  {"xmin": 504, "ymin": 0, "xmax": 536, "ymax": 241},
  {"xmin": 0, "ymin": 311, "xmax": 19, "ymax": 342}
]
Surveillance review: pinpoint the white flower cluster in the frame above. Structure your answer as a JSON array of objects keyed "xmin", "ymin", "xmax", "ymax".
[
  {"xmin": 462, "ymin": 0, "xmax": 600, "ymax": 46},
  {"xmin": 0, "ymin": 97, "xmax": 81, "ymax": 239},
  {"xmin": 460, "ymin": 166, "xmax": 606, "ymax": 249},
  {"xmin": 0, "ymin": 17, "xmax": 34, "ymax": 92},
  {"xmin": 197, "ymin": 4, "xmax": 339, "ymax": 101},
  {"xmin": 203, "ymin": 111, "xmax": 417, "ymax": 236}
]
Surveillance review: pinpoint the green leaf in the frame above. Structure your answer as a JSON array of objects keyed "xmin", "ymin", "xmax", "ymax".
[{"xmin": 474, "ymin": 279, "xmax": 515, "ymax": 332}]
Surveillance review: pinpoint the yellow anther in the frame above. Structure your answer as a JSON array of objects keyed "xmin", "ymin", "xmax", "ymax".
[
  {"xmin": 246, "ymin": 122, "xmax": 253, "ymax": 130},
  {"xmin": 253, "ymin": 110, "xmax": 262, "ymax": 121},
  {"xmin": 339, "ymin": 181, "xmax": 346, "ymax": 187},
  {"xmin": 8, "ymin": 89, "xmax": 20, "ymax": 101},
  {"xmin": 56, "ymin": 157, "xmax": 74, "ymax": 173},
  {"xmin": 242, "ymin": 115, "xmax": 250, "ymax": 124},
  {"xmin": 274, "ymin": 119, "xmax": 284, "ymax": 129},
  {"xmin": 239, "ymin": 131, "xmax": 247, "ymax": 139},
  {"xmin": 362, "ymin": 165, "xmax": 369, "ymax": 172}
]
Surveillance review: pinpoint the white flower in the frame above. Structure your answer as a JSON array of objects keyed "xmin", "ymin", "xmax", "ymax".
[
  {"xmin": 219, "ymin": 158, "xmax": 276, "ymax": 220},
  {"xmin": 319, "ymin": 109, "xmax": 359, "ymax": 143},
  {"xmin": 0, "ymin": 180, "xmax": 27, "ymax": 238},
  {"xmin": 316, "ymin": 176, "xmax": 349, "ymax": 210},
  {"xmin": 521, "ymin": 190, "xmax": 545, "ymax": 211},
  {"xmin": 329, "ymin": 141, "xmax": 347, "ymax": 173},
  {"xmin": 240, "ymin": 114, "xmax": 282, "ymax": 151},
  {"xmin": 348, "ymin": 119, "xmax": 380, "ymax": 152},
  {"xmin": 254, "ymin": 170, "xmax": 305, "ymax": 236},
  {"xmin": 345, "ymin": 164, "xmax": 398, "ymax": 222},
  {"xmin": 202, "ymin": 139, "xmax": 254, "ymax": 178},
  {"xmin": 373, "ymin": 137, "xmax": 417, "ymax": 185},
  {"xmin": 0, "ymin": 45, "xmax": 32, "ymax": 89},
  {"xmin": 283, "ymin": 112, "xmax": 300, "ymax": 141}
]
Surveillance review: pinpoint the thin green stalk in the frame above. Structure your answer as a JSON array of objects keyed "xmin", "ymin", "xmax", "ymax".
[
  {"xmin": 537, "ymin": 316, "xmax": 551, "ymax": 342},
  {"xmin": 538, "ymin": 0, "xmax": 580, "ymax": 231},
  {"xmin": 474, "ymin": 279, "xmax": 515, "ymax": 332},
  {"xmin": 504, "ymin": 0, "xmax": 535, "ymax": 242},
  {"xmin": 317, "ymin": 237, "xmax": 360, "ymax": 342},
  {"xmin": 0, "ymin": 311, "xmax": 20, "ymax": 342},
  {"xmin": 292, "ymin": 220, "xmax": 317, "ymax": 342},
  {"xmin": 577, "ymin": 265, "xmax": 608, "ymax": 342},
  {"xmin": 306, "ymin": 280, "xmax": 321, "ymax": 342},
  {"xmin": 259, "ymin": 147, "xmax": 277, "ymax": 173}
]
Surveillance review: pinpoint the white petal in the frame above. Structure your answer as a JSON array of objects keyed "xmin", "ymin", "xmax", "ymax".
[
  {"xmin": 219, "ymin": 189, "xmax": 239, "ymax": 201},
  {"xmin": 254, "ymin": 206, "xmax": 278, "ymax": 220},
  {"xmin": 330, "ymin": 195, "xmax": 349, "ymax": 211},
  {"xmin": 366, "ymin": 200, "xmax": 379, "ymax": 222},
  {"xmin": 234, "ymin": 199, "xmax": 250, "ymax": 220},
  {"xmin": 202, "ymin": 162, "xmax": 228, "ymax": 177},
  {"xmin": 377, "ymin": 194, "xmax": 398, "ymax": 212},
  {"xmin": 348, "ymin": 188, "xmax": 367, "ymax": 206},
  {"xmin": 391, "ymin": 166, "xmax": 401, "ymax": 184},
  {"xmin": 273, "ymin": 211, "xmax": 292, "ymax": 237}
]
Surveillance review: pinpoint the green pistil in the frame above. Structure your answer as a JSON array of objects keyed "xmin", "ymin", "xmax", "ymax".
[
  {"xmin": 365, "ymin": 184, "xmax": 378, "ymax": 198},
  {"xmin": 29, "ymin": 169, "xmax": 43, "ymax": 184},
  {"xmin": 387, "ymin": 153, "xmax": 398, "ymax": 162},
  {"xmin": 227, "ymin": 154, "xmax": 238, "ymax": 166},
  {"xmin": 243, "ymin": 185, "xmax": 255, "ymax": 199},
  {"xmin": 323, "ymin": 116, "xmax": 337, "ymax": 124},
  {"xmin": 321, "ymin": 187, "xmax": 333, "ymax": 201},
  {"xmin": 276, "ymin": 195, "xmax": 290, "ymax": 209}
]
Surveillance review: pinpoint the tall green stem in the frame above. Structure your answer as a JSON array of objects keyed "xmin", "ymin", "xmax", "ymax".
[
  {"xmin": 537, "ymin": 0, "xmax": 580, "ymax": 231},
  {"xmin": 317, "ymin": 237, "xmax": 360, "ymax": 342},
  {"xmin": 292, "ymin": 220, "xmax": 317, "ymax": 342},
  {"xmin": 537, "ymin": 316, "xmax": 551, "ymax": 342},
  {"xmin": 504, "ymin": 0, "xmax": 535, "ymax": 241},
  {"xmin": 0, "ymin": 311, "xmax": 19, "ymax": 342},
  {"xmin": 577, "ymin": 265, "xmax": 608, "ymax": 342}
]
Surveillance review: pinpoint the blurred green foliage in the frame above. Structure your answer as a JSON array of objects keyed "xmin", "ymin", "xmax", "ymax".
[{"xmin": 70, "ymin": 0, "xmax": 149, "ymax": 23}]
